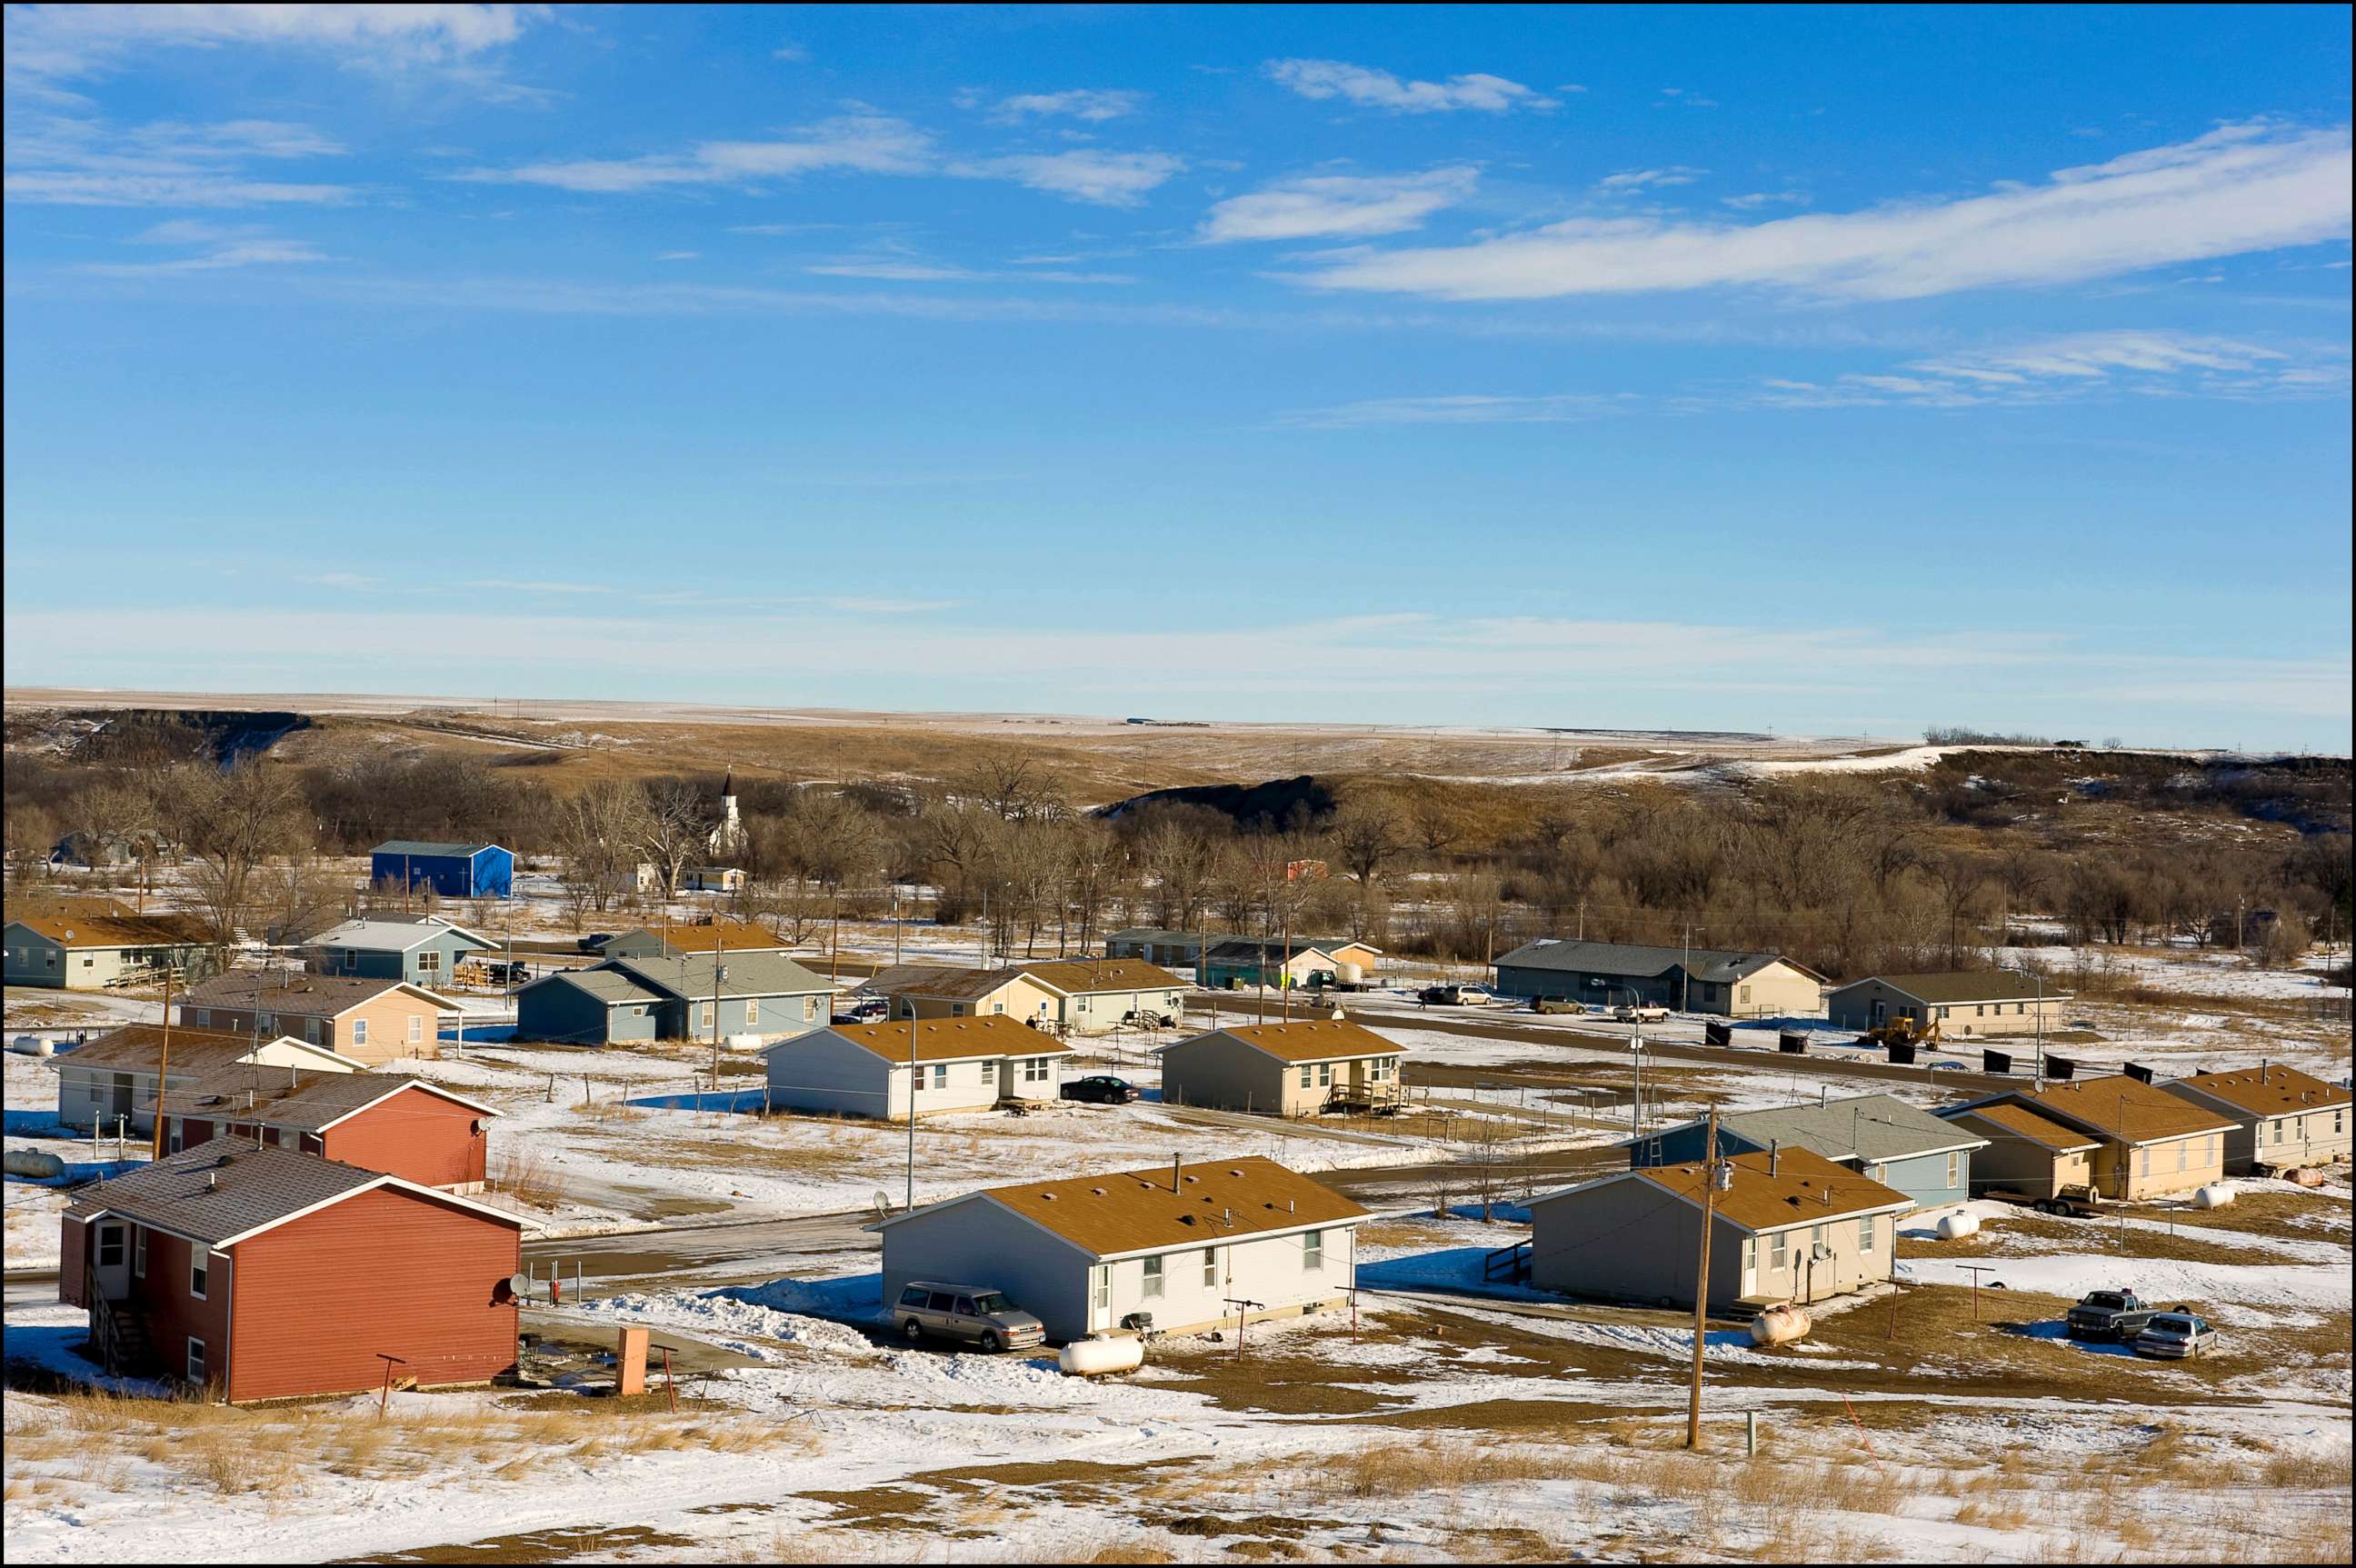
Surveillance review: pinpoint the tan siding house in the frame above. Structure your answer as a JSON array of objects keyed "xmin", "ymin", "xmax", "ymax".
[
  {"xmin": 2160, "ymin": 1064, "xmax": 2351, "ymax": 1174},
  {"xmin": 1946, "ymin": 1076, "xmax": 2234, "ymax": 1200},
  {"xmin": 180, "ymin": 973, "xmax": 461, "ymax": 1066},
  {"xmin": 1941, "ymin": 1103, "xmax": 2101, "ymax": 1198},
  {"xmin": 888, "ymin": 960, "xmax": 1186, "ymax": 1036},
  {"xmin": 1825, "ymin": 973, "xmax": 2071, "ymax": 1036},
  {"xmin": 1157, "ymin": 1020, "xmax": 1402, "ymax": 1115}
]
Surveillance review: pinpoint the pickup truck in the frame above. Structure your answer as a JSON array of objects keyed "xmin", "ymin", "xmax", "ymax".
[
  {"xmin": 1984, "ymin": 1185, "xmax": 2102, "ymax": 1219},
  {"xmin": 2065, "ymin": 1289, "xmax": 2158, "ymax": 1342},
  {"xmin": 1612, "ymin": 1003, "xmax": 1672, "ymax": 1024}
]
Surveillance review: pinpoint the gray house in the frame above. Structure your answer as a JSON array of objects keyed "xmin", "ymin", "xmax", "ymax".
[
  {"xmin": 1824, "ymin": 972, "xmax": 2071, "ymax": 1036},
  {"xmin": 1634, "ymin": 1093, "xmax": 1988, "ymax": 1210},
  {"xmin": 1492, "ymin": 939, "xmax": 1824, "ymax": 1018},
  {"xmin": 301, "ymin": 916, "xmax": 496, "ymax": 989},
  {"xmin": 1530, "ymin": 1145, "xmax": 1913, "ymax": 1312},
  {"xmin": 5, "ymin": 907, "xmax": 216, "ymax": 992},
  {"xmin": 515, "ymin": 951, "xmax": 834, "ymax": 1045}
]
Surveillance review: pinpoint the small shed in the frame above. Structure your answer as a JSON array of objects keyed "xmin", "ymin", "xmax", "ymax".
[{"xmin": 369, "ymin": 841, "xmax": 514, "ymax": 900}]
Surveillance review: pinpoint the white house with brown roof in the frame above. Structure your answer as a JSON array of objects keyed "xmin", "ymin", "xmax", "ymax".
[
  {"xmin": 2161, "ymin": 1064, "xmax": 2351, "ymax": 1174},
  {"xmin": 1157, "ymin": 1020, "xmax": 1403, "ymax": 1115},
  {"xmin": 886, "ymin": 959, "xmax": 1187, "ymax": 1036},
  {"xmin": 758, "ymin": 1016, "xmax": 1072, "ymax": 1119},
  {"xmin": 48, "ymin": 1024, "xmax": 361, "ymax": 1137},
  {"xmin": 179, "ymin": 971, "xmax": 462, "ymax": 1066},
  {"xmin": 1530, "ymin": 1144, "xmax": 1914, "ymax": 1312},
  {"xmin": 1825, "ymin": 972, "xmax": 2071, "ymax": 1036},
  {"xmin": 867, "ymin": 1155, "xmax": 1369, "ymax": 1342},
  {"xmin": 1941, "ymin": 1075, "xmax": 2236, "ymax": 1199}
]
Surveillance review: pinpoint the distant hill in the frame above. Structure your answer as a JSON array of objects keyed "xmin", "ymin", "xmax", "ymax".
[{"xmin": 1095, "ymin": 774, "xmax": 1336, "ymax": 827}]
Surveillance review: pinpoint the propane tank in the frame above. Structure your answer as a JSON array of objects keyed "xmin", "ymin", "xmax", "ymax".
[
  {"xmin": 2191, "ymin": 1183, "xmax": 2237, "ymax": 1209},
  {"xmin": 1934, "ymin": 1211, "xmax": 1981, "ymax": 1241},
  {"xmin": 1748, "ymin": 1304, "xmax": 1812, "ymax": 1346},
  {"xmin": 1058, "ymin": 1333, "xmax": 1145, "ymax": 1376}
]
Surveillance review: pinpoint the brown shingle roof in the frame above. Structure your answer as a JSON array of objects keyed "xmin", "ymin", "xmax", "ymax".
[
  {"xmin": 2005, "ymin": 1076, "xmax": 2235, "ymax": 1145},
  {"xmin": 795, "ymin": 1015, "xmax": 1075, "ymax": 1066},
  {"xmin": 54, "ymin": 1024, "xmax": 339, "ymax": 1077},
  {"xmin": 155, "ymin": 1070, "xmax": 494, "ymax": 1133},
  {"xmin": 974, "ymin": 1156, "xmax": 1367, "ymax": 1259},
  {"xmin": 8, "ymin": 909, "xmax": 210, "ymax": 948},
  {"xmin": 1945, "ymin": 1102, "xmax": 2101, "ymax": 1153},
  {"xmin": 65, "ymin": 1137, "xmax": 516, "ymax": 1245},
  {"xmin": 1841, "ymin": 972, "xmax": 2070, "ymax": 1005},
  {"xmin": 2170, "ymin": 1064, "xmax": 2352, "ymax": 1120},
  {"xmin": 183, "ymin": 969, "xmax": 453, "ymax": 1018},
  {"xmin": 1218, "ymin": 1020, "xmax": 1399, "ymax": 1064},
  {"xmin": 624, "ymin": 918, "xmax": 796, "ymax": 955},
  {"xmin": 1591, "ymin": 1145, "xmax": 1913, "ymax": 1234}
]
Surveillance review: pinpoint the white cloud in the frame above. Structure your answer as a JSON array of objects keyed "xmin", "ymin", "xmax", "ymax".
[
  {"xmin": 957, "ymin": 149, "xmax": 1182, "ymax": 207},
  {"xmin": 772, "ymin": 40, "xmax": 811, "ymax": 64},
  {"xmin": 1721, "ymin": 190, "xmax": 1808, "ymax": 211},
  {"xmin": 1295, "ymin": 123, "xmax": 2354, "ymax": 301},
  {"xmin": 1597, "ymin": 166, "xmax": 1705, "ymax": 192},
  {"xmin": 991, "ymin": 89, "xmax": 1144, "ymax": 123},
  {"xmin": 654, "ymin": 251, "xmax": 700, "ymax": 262},
  {"xmin": 5, "ymin": 171, "xmax": 354, "ymax": 205},
  {"xmin": 80, "ymin": 226, "xmax": 330, "ymax": 275},
  {"xmin": 475, "ymin": 114, "xmax": 936, "ymax": 193},
  {"xmin": 1751, "ymin": 330, "xmax": 2341, "ymax": 409},
  {"xmin": 5, "ymin": 113, "xmax": 354, "ymax": 207},
  {"xmin": 1200, "ymin": 166, "xmax": 1479, "ymax": 243},
  {"xmin": 1263, "ymin": 58, "xmax": 1555, "ymax": 115},
  {"xmin": 5, "ymin": 3, "xmax": 534, "ymax": 98}
]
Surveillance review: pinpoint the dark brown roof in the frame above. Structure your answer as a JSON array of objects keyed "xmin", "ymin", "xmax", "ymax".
[
  {"xmin": 622, "ymin": 918, "xmax": 796, "ymax": 955},
  {"xmin": 2002, "ymin": 1076, "xmax": 2236, "ymax": 1145},
  {"xmin": 1945, "ymin": 1102, "xmax": 2101, "ymax": 1152},
  {"xmin": 183, "ymin": 969, "xmax": 452, "ymax": 1018},
  {"xmin": 975, "ymin": 1156, "xmax": 1368, "ymax": 1259},
  {"xmin": 54, "ymin": 1024, "xmax": 349, "ymax": 1077},
  {"xmin": 155, "ymin": 1070, "xmax": 494, "ymax": 1133},
  {"xmin": 7, "ymin": 909, "xmax": 210, "ymax": 948},
  {"xmin": 1838, "ymin": 972, "xmax": 2069, "ymax": 1005},
  {"xmin": 63, "ymin": 1139, "xmax": 446, "ymax": 1245}
]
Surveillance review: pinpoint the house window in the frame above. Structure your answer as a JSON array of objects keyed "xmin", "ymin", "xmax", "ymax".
[
  {"xmin": 2335, "ymin": 1110, "xmax": 2344, "ymax": 1135},
  {"xmin": 1142, "ymin": 1255, "xmax": 1164, "ymax": 1298},
  {"xmin": 188, "ymin": 1008, "xmax": 209, "ymax": 1027},
  {"xmin": 190, "ymin": 1253, "xmax": 209, "ymax": 1301},
  {"xmin": 1303, "ymin": 1230, "xmax": 1324, "ymax": 1271},
  {"xmin": 932, "ymin": 1064, "xmax": 948, "ymax": 1090},
  {"xmin": 134, "ymin": 1227, "xmax": 147, "ymax": 1279},
  {"xmin": 342, "ymin": 949, "xmax": 359, "ymax": 972},
  {"xmin": 2177, "ymin": 1140, "xmax": 2188, "ymax": 1172},
  {"xmin": 1936, "ymin": 1007, "xmax": 1949, "ymax": 1021},
  {"xmin": 1317, "ymin": 1063, "xmax": 1332, "ymax": 1087},
  {"xmin": 1947, "ymin": 1152, "xmax": 1961, "ymax": 1189},
  {"xmin": 1742, "ymin": 1237, "xmax": 1757, "ymax": 1275},
  {"xmin": 186, "ymin": 1338, "xmax": 206, "ymax": 1387},
  {"xmin": 804, "ymin": 996, "xmax": 819, "ymax": 1022},
  {"xmin": 167, "ymin": 1120, "xmax": 185, "ymax": 1154},
  {"xmin": 1769, "ymin": 1233, "xmax": 1788, "ymax": 1272},
  {"xmin": 1077, "ymin": 995, "xmax": 1091, "ymax": 1013},
  {"xmin": 408, "ymin": 1014, "xmax": 424, "ymax": 1044},
  {"xmin": 2272, "ymin": 1118, "xmax": 2285, "ymax": 1144},
  {"xmin": 1298, "ymin": 1065, "xmax": 1313, "ymax": 1089},
  {"xmin": 350, "ymin": 1018, "xmax": 367, "ymax": 1047},
  {"xmin": 1811, "ymin": 1223, "xmax": 1827, "ymax": 1254},
  {"xmin": 257, "ymin": 1013, "xmax": 275, "ymax": 1034},
  {"xmin": 304, "ymin": 1017, "xmax": 321, "ymax": 1044},
  {"xmin": 1739, "ymin": 985, "xmax": 1752, "ymax": 1005},
  {"xmin": 96, "ymin": 1225, "xmax": 125, "ymax": 1268},
  {"xmin": 1023, "ymin": 1057, "xmax": 1050, "ymax": 1084},
  {"xmin": 1203, "ymin": 1248, "xmax": 1220, "ymax": 1290},
  {"xmin": 416, "ymin": 951, "xmax": 440, "ymax": 975},
  {"xmin": 951, "ymin": 1004, "xmax": 966, "ymax": 1017},
  {"xmin": 1092, "ymin": 1265, "xmax": 1111, "ymax": 1312},
  {"xmin": 2137, "ymin": 1146, "xmax": 2151, "ymax": 1178},
  {"xmin": 1858, "ymin": 1214, "xmax": 1876, "ymax": 1253}
]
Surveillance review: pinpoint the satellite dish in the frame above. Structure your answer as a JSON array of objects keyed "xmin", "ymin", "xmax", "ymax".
[
  {"xmin": 501, "ymin": 1274, "xmax": 532, "ymax": 1302},
  {"xmin": 872, "ymin": 1189, "xmax": 895, "ymax": 1219}
]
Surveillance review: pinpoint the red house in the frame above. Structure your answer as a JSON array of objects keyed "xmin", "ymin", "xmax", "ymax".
[
  {"xmin": 62, "ymin": 1139, "xmax": 523, "ymax": 1403},
  {"xmin": 155, "ymin": 1071, "xmax": 499, "ymax": 1193}
]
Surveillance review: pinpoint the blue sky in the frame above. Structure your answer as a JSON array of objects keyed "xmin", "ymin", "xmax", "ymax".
[{"xmin": 4, "ymin": 4, "xmax": 2350, "ymax": 749}]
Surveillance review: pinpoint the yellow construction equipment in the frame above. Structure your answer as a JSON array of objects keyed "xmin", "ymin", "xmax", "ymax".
[{"xmin": 1862, "ymin": 1016, "xmax": 1942, "ymax": 1048}]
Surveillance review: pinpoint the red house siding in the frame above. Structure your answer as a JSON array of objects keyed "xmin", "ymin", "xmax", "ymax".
[
  {"xmin": 132, "ymin": 1228, "xmax": 234, "ymax": 1389},
  {"xmin": 226, "ymin": 1187, "xmax": 518, "ymax": 1403},
  {"xmin": 319, "ymin": 1087, "xmax": 488, "ymax": 1190}
]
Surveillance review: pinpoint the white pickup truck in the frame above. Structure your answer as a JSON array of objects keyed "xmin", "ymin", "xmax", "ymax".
[{"xmin": 1612, "ymin": 1003, "xmax": 1672, "ymax": 1024}]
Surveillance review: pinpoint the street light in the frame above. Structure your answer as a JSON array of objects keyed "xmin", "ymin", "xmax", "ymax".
[{"xmin": 1610, "ymin": 984, "xmax": 1649, "ymax": 1142}]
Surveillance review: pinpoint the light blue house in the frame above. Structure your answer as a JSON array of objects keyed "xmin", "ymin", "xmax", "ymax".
[{"xmin": 1632, "ymin": 1092, "xmax": 1989, "ymax": 1211}]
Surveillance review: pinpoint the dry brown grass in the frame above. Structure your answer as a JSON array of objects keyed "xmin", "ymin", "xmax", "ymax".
[{"xmin": 488, "ymin": 1144, "xmax": 568, "ymax": 1209}]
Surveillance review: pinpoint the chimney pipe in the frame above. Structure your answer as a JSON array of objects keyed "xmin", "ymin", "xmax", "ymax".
[
  {"xmin": 1173, "ymin": 1154, "xmax": 1183, "ymax": 1193},
  {"xmin": 1770, "ymin": 1139, "xmax": 1780, "ymax": 1177},
  {"xmin": 206, "ymin": 1172, "xmax": 218, "ymax": 1191}
]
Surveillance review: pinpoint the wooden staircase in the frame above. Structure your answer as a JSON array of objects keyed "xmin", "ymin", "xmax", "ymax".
[{"xmin": 85, "ymin": 1264, "xmax": 153, "ymax": 1377}]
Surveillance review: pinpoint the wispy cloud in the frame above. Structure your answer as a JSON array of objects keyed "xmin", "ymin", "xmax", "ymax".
[
  {"xmin": 654, "ymin": 251, "xmax": 700, "ymax": 262},
  {"xmin": 824, "ymin": 596, "xmax": 967, "ymax": 614},
  {"xmin": 1273, "ymin": 392, "xmax": 1634, "ymax": 428},
  {"xmin": 78, "ymin": 221, "xmax": 328, "ymax": 275},
  {"xmin": 1263, "ymin": 58, "xmax": 1555, "ymax": 115},
  {"xmin": 1296, "ymin": 122, "xmax": 2353, "ymax": 301},
  {"xmin": 1721, "ymin": 190, "xmax": 1809, "ymax": 211},
  {"xmin": 464, "ymin": 579, "xmax": 619, "ymax": 594},
  {"xmin": 5, "ymin": 112, "xmax": 354, "ymax": 207},
  {"xmin": 1597, "ymin": 166, "xmax": 1705, "ymax": 193},
  {"xmin": 988, "ymin": 89, "xmax": 1144, "ymax": 124},
  {"xmin": 1750, "ymin": 330, "xmax": 2345, "ymax": 409},
  {"xmin": 1200, "ymin": 166, "xmax": 1479, "ymax": 242},
  {"xmin": 953, "ymin": 149, "xmax": 1182, "ymax": 206}
]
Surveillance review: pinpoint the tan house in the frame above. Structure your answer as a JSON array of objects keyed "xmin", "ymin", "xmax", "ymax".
[
  {"xmin": 1938, "ymin": 1102, "xmax": 2101, "ymax": 1199},
  {"xmin": 888, "ymin": 959, "xmax": 1187, "ymax": 1036},
  {"xmin": 2161, "ymin": 1064, "xmax": 2351, "ymax": 1174},
  {"xmin": 5, "ymin": 906, "xmax": 215, "ymax": 991},
  {"xmin": 47, "ymin": 1024, "xmax": 362, "ymax": 1137},
  {"xmin": 1529, "ymin": 1145, "xmax": 1913, "ymax": 1312},
  {"xmin": 1944, "ymin": 1076, "xmax": 2235, "ymax": 1199},
  {"xmin": 179, "ymin": 972, "xmax": 462, "ymax": 1066},
  {"xmin": 1825, "ymin": 972, "xmax": 2071, "ymax": 1037},
  {"xmin": 759, "ymin": 1016, "xmax": 1073, "ymax": 1119},
  {"xmin": 1157, "ymin": 1020, "xmax": 1403, "ymax": 1116}
]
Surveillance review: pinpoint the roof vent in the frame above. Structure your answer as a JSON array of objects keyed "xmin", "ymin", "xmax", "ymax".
[
  {"xmin": 1090, "ymin": 1187, "xmax": 1107, "ymax": 1196},
  {"xmin": 1222, "ymin": 1206, "xmax": 1233, "ymax": 1225},
  {"xmin": 206, "ymin": 1172, "xmax": 218, "ymax": 1191},
  {"xmin": 1040, "ymin": 1193, "xmax": 1056, "ymax": 1202},
  {"xmin": 1228, "ymin": 1168, "xmax": 1243, "ymax": 1177}
]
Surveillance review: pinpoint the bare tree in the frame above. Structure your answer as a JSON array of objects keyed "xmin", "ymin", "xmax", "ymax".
[
  {"xmin": 635, "ymin": 779, "xmax": 714, "ymax": 898},
  {"xmin": 554, "ymin": 780, "xmax": 654, "ymax": 918},
  {"xmin": 1923, "ymin": 851, "xmax": 1992, "ymax": 967},
  {"xmin": 164, "ymin": 760, "xmax": 312, "ymax": 953}
]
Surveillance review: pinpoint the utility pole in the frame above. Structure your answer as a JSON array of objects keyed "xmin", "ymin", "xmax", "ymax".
[
  {"xmin": 904, "ymin": 1005, "xmax": 919, "ymax": 1212},
  {"xmin": 710, "ymin": 942, "xmax": 725, "ymax": 1114},
  {"xmin": 1681, "ymin": 924, "xmax": 1701, "ymax": 1014},
  {"xmin": 2032, "ymin": 972, "xmax": 2046, "ymax": 1085},
  {"xmin": 149, "ymin": 969, "xmax": 174, "ymax": 1162},
  {"xmin": 1687, "ymin": 1105, "xmax": 1722, "ymax": 1449},
  {"xmin": 892, "ymin": 885, "xmax": 903, "ymax": 966},
  {"xmin": 2235, "ymin": 895, "xmax": 2245, "ymax": 954}
]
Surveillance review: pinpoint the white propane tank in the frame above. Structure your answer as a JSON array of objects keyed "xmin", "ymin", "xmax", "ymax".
[
  {"xmin": 2283, "ymin": 1167, "xmax": 2326, "ymax": 1189},
  {"xmin": 1058, "ymin": 1333, "xmax": 1145, "ymax": 1376},
  {"xmin": 1934, "ymin": 1211, "xmax": 1981, "ymax": 1241},
  {"xmin": 1748, "ymin": 1304, "xmax": 1812, "ymax": 1346},
  {"xmin": 1333, "ymin": 961, "xmax": 1364, "ymax": 985},
  {"xmin": 10, "ymin": 1035, "xmax": 53, "ymax": 1057},
  {"xmin": 2192, "ymin": 1183, "xmax": 2237, "ymax": 1209},
  {"xmin": 4, "ymin": 1149, "xmax": 65, "ymax": 1180}
]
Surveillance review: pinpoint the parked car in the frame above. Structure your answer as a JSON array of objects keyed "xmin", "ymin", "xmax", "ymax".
[
  {"xmin": 834, "ymin": 996, "xmax": 889, "ymax": 1024},
  {"xmin": 1612, "ymin": 1003, "xmax": 1672, "ymax": 1024},
  {"xmin": 1531, "ymin": 997, "xmax": 1582, "ymax": 1015},
  {"xmin": 2065, "ymin": 1288, "xmax": 2157, "ymax": 1342},
  {"xmin": 2131, "ymin": 1312, "xmax": 2217, "ymax": 1360},
  {"xmin": 1061, "ymin": 1075, "xmax": 1139, "ymax": 1105},
  {"xmin": 1986, "ymin": 1184, "xmax": 2102, "ymax": 1219},
  {"xmin": 1453, "ymin": 985, "xmax": 1502, "ymax": 1006},
  {"xmin": 1417, "ymin": 984, "xmax": 1464, "ymax": 1005},
  {"xmin": 893, "ymin": 1281, "xmax": 1046, "ymax": 1352}
]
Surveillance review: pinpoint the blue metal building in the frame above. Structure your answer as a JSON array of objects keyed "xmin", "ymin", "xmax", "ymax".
[{"xmin": 369, "ymin": 841, "xmax": 515, "ymax": 900}]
